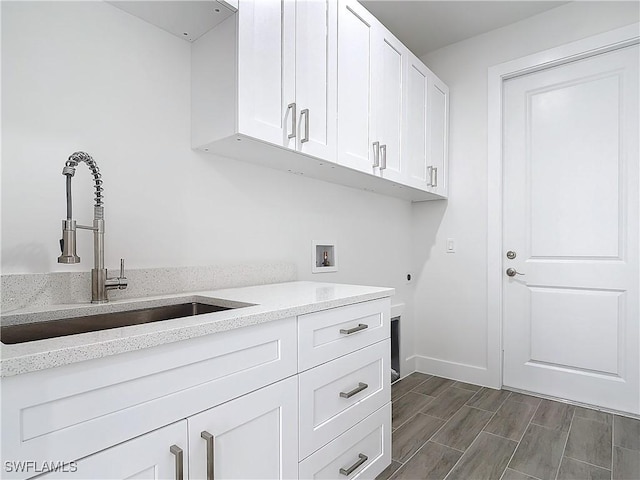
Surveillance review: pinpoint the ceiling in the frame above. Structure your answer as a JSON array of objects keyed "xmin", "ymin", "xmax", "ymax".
[{"xmin": 360, "ymin": 1, "xmax": 569, "ymax": 57}]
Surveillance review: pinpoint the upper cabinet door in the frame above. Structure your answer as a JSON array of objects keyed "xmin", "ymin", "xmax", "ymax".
[
  {"xmin": 337, "ymin": 0, "xmax": 377, "ymax": 173},
  {"xmin": 404, "ymin": 55, "xmax": 430, "ymax": 190},
  {"xmin": 427, "ymin": 72, "xmax": 449, "ymax": 197},
  {"xmin": 375, "ymin": 28, "xmax": 406, "ymax": 184},
  {"xmin": 237, "ymin": 0, "xmax": 294, "ymax": 147},
  {"xmin": 295, "ymin": 0, "xmax": 337, "ymax": 161}
]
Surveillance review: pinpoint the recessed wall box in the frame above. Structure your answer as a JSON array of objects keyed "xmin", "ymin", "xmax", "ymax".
[{"xmin": 312, "ymin": 241, "xmax": 338, "ymax": 274}]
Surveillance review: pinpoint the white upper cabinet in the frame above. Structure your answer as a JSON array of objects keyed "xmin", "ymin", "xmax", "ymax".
[
  {"xmin": 403, "ymin": 53, "xmax": 449, "ymax": 197},
  {"xmin": 295, "ymin": 0, "xmax": 337, "ymax": 160},
  {"xmin": 236, "ymin": 0, "xmax": 291, "ymax": 146},
  {"xmin": 404, "ymin": 54, "xmax": 430, "ymax": 190},
  {"xmin": 193, "ymin": 0, "xmax": 337, "ymax": 162},
  {"xmin": 336, "ymin": 0, "xmax": 377, "ymax": 173},
  {"xmin": 192, "ymin": 0, "xmax": 448, "ymax": 201},
  {"xmin": 427, "ymin": 72, "xmax": 449, "ymax": 197},
  {"xmin": 374, "ymin": 28, "xmax": 407, "ymax": 184}
]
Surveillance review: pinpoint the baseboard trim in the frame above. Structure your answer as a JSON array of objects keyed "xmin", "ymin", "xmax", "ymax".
[{"xmin": 413, "ymin": 355, "xmax": 500, "ymax": 389}]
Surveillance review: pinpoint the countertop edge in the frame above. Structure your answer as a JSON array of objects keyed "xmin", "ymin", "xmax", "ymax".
[{"xmin": 1, "ymin": 283, "xmax": 394, "ymax": 377}]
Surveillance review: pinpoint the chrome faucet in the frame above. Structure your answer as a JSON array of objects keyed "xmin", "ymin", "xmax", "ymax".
[{"xmin": 58, "ymin": 151, "xmax": 128, "ymax": 303}]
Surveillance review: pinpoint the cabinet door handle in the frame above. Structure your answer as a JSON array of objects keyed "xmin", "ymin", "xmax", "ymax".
[
  {"xmin": 301, "ymin": 108, "xmax": 310, "ymax": 143},
  {"xmin": 340, "ymin": 382, "xmax": 368, "ymax": 398},
  {"xmin": 201, "ymin": 431, "xmax": 215, "ymax": 480},
  {"xmin": 372, "ymin": 141, "xmax": 380, "ymax": 167},
  {"xmin": 427, "ymin": 166, "xmax": 433, "ymax": 187},
  {"xmin": 380, "ymin": 144, "xmax": 387, "ymax": 170},
  {"xmin": 170, "ymin": 445, "xmax": 184, "ymax": 480},
  {"xmin": 433, "ymin": 167, "xmax": 438, "ymax": 187},
  {"xmin": 339, "ymin": 453, "xmax": 368, "ymax": 476},
  {"xmin": 287, "ymin": 103, "xmax": 296, "ymax": 139},
  {"xmin": 339, "ymin": 323, "xmax": 368, "ymax": 335}
]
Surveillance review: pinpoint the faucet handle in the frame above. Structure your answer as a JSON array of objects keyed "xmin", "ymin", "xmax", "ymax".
[{"xmin": 119, "ymin": 258, "xmax": 126, "ymax": 278}]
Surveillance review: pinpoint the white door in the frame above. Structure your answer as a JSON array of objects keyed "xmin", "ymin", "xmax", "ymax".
[
  {"xmin": 337, "ymin": 0, "xmax": 377, "ymax": 173},
  {"xmin": 375, "ymin": 28, "xmax": 405, "ymax": 184},
  {"xmin": 41, "ymin": 421, "xmax": 188, "ymax": 480},
  {"xmin": 295, "ymin": 0, "xmax": 337, "ymax": 161},
  {"xmin": 188, "ymin": 377, "xmax": 298, "ymax": 479},
  {"xmin": 502, "ymin": 45, "xmax": 639, "ymax": 413}
]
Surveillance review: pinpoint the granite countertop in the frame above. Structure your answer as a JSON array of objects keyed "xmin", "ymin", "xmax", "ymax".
[{"xmin": 0, "ymin": 281, "xmax": 394, "ymax": 377}]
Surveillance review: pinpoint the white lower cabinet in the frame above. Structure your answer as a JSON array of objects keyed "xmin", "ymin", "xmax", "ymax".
[
  {"xmin": 188, "ymin": 376, "xmax": 298, "ymax": 480},
  {"xmin": 299, "ymin": 403, "xmax": 391, "ymax": 480},
  {"xmin": 40, "ymin": 421, "xmax": 188, "ymax": 480},
  {"xmin": 2, "ymin": 298, "xmax": 391, "ymax": 480}
]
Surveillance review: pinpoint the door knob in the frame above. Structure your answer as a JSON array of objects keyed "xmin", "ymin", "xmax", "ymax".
[{"xmin": 506, "ymin": 268, "xmax": 525, "ymax": 277}]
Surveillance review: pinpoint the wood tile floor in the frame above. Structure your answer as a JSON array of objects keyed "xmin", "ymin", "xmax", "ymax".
[{"xmin": 377, "ymin": 373, "xmax": 640, "ymax": 480}]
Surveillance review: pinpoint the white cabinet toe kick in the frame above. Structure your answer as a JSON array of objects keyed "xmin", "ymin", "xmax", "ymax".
[{"xmin": 1, "ymin": 297, "xmax": 392, "ymax": 480}]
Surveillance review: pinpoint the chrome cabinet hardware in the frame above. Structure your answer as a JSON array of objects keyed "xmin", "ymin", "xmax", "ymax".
[
  {"xmin": 380, "ymin": 144, "xmax": 387, "ymax": 170},
  {"xmin": 170, "ymin": 445, "xmax": 184, "ymax": 480},
  {"xmin": 340, "ymin": 382, "xmax": 368, "ymax": 399},
  {"xmin": 301, "ymin": 108, "xmax": 310, "ymax": 143},
  {"xmin": 506, "ymin": 268, "xmax": 525, "ymax": 277},
  {"xmin": 339, "ymin": 453, "xmax": 368, "ymax": 476},
  {"xmin": 201, "ymin": 431, "xmax": 214, "ymax": 480},
  {"xmin": 339, "ymin": 323, "xmax": 368, "ymax": 335},
  {"xmin": 427, "ymin": 166, "xmax": 433, "ymax": 186},
  {"xmin": 372, "ymin": 141, "xmax": 380, "ymax": 167},
  {"xmin": 506, "ymin": 251, "xmax": 517, "ymax": 259},
  {"xmin": 432, "ymin": 167, "xmax": 438, "ymax": 187},
  {"xmin": 287, "ymin": 103, "xmax": 296, "ymax": 139}
]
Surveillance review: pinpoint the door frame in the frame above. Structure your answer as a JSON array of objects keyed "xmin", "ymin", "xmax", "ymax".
[{"xmin": 486, "ymin": 23, "xmax": 639, "ymax": 389}]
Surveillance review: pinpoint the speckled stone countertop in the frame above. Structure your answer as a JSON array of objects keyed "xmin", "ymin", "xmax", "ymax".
[{"xmin": 0, "ymin": 281, "xmax": 394, "ymax": 377}]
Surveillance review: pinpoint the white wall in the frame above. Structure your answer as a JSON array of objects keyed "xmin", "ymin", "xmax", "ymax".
[
  {"xmin": 1, "ymin": 2, "xmax": 416, "ymax": 372},
  {"xmin": 412, "ymin": 1, "xmax": 639, "ymax": 387}
]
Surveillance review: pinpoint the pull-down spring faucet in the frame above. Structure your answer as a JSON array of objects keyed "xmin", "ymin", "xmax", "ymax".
[{"xmin": 58, "ymin": 151, "xmax": 127, "ymax": 303}]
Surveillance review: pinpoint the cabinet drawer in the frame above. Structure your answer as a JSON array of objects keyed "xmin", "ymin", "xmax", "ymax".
[
  {"xmin": 299, "ymin": 339, "xmax": 390, "ymax": 459},
  {"xmin": 298, "ymin": 298, "xmax": 390, "ymax": 371},
  {"xmin": 299, "ymin": 403, "xmax": 391, "ymax": 480},
  {"xmin": 1, "ymin": 317, "xmax": 297, "ymax": 480}
]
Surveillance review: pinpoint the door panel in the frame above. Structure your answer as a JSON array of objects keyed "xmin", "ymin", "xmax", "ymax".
[
  {"xmin": 188, "ymin": 376, "xmax": 298, "ymax": 480},
  {"xmin": 295, "ymin": 0, "xmax": 337, "ymax": 161},
  {"xmin": 376, "ymin": 32, "xmax": 404, "ymax": 183},
  {"xmin": 502, "ymin": 45, "xmax": 639, "ymax": 413},
  {"xmin": 238, "ymin": 0, "xmax": 292, "ymax": 146},
  {"xmin": 427, "ymin": 74, "xmax": 448, "ymax": 196},
  {"xmin": 405, "ymin": 59, "xmax": 429, "ymax": 189},
  {"xmin": 40, "ymin": 421, "xmax": 187, "ymax": 480},
  {"xmin": 529, "ymin": 75, "xmax": 621, "ymax": 258},
  {"xmin": 337, "ymin": 0, "xmax": 376, "ymax": 173}
]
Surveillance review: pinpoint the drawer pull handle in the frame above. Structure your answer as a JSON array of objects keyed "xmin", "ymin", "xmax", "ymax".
[
  {"xmin": 340, "ymin": 324, "xmax": 368, "ymax": 335},
  {"xmin": 339, "ymin": 453, "xmax": 368, "ymax": 476},
  {"xmin": 340, "ymin": 382, "xmax": 368, "ymax": 399},
  {"xmin": 170, "ymin": 445, "xmax": 184, "ymax": 480},
  {"xmin": 201, "ymin": 431, "xmax": 215, "ymax": 480}
]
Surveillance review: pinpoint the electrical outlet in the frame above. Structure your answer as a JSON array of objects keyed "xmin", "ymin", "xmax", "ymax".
[{"xmin": 447, "ymin": 238, "xmax": 455, "ymax": 253}]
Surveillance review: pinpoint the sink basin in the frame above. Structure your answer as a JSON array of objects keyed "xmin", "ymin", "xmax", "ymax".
[{"xmin": 1, "ymin": 301, "xmax": 246, "ymax": 345}]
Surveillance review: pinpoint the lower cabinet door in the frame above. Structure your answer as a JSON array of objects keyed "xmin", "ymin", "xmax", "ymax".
[
  {"xmin": 40, "ymin": 421, "xmax": 188, "ymax": 480},
  {"xmin": 299, "ymin": 403, "xmax": 391, "ymax": 480},
  {"xmin": 188, "ymin": 376, "xmax": 298, "ymax": 480}
]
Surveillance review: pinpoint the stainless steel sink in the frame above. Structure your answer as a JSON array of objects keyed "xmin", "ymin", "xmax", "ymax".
[{"xmin": 1, "ymin": 301, "xmax": 247, "ymax": 345}]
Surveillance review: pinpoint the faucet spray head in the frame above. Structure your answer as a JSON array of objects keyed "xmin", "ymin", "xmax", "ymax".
[{"xmin": 58, "ymin": 219, "xmax": 80, "ymax": 264}]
